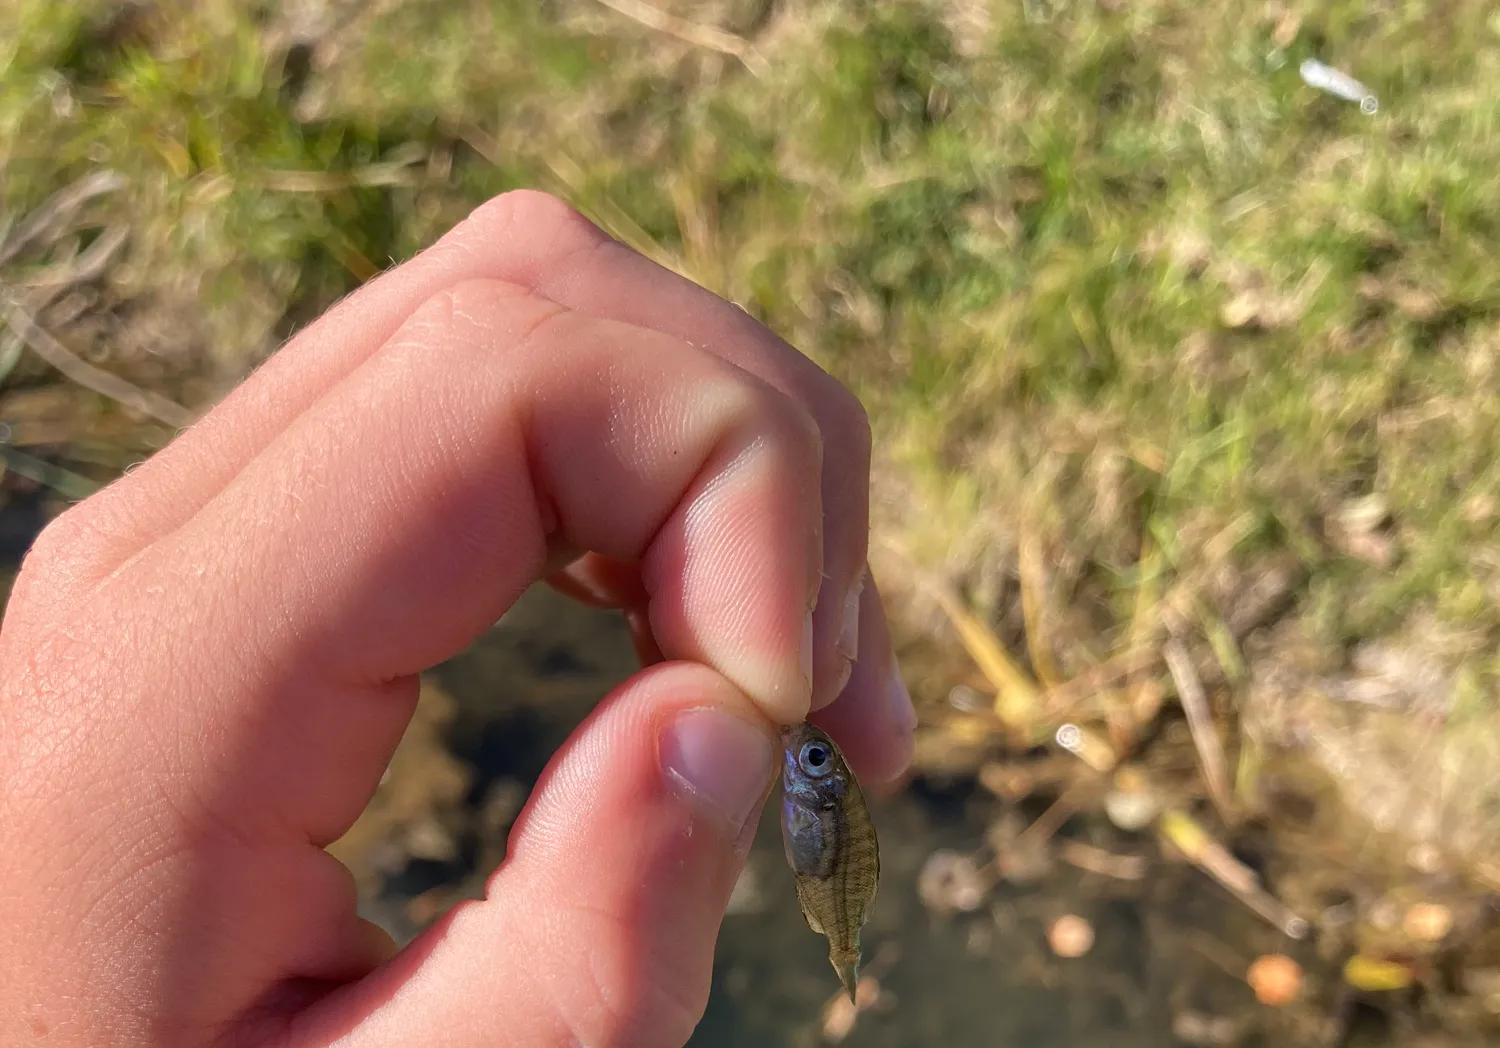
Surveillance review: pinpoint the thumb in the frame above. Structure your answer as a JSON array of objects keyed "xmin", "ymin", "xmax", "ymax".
[{"xmin": 300, "ymin": 663, "xmax": 777, "ymax": 1048}]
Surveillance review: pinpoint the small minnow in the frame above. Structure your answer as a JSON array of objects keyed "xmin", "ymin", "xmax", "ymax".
[{"xmin": 780, "ymin": 722, "xmax": 879, "ymax": 1003}]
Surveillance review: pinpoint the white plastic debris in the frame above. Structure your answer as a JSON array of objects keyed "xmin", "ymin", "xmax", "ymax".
[{"xmin": 1300, "ymin": 58, "xmax": 1379, "ymax": 114}]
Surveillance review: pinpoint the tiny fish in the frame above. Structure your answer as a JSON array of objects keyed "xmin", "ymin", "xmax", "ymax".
[{"xmin": 780, "ymin": 722, "xmax": 879, "ymax": 1002}]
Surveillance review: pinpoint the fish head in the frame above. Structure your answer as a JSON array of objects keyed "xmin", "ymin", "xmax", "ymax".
[
  {"xmin": 780, "ymin": 725, "xmax": 852, "ymax": 791},
  {"xmin": 779, "ymin": 722, "xmax": 851, "ymax": 807}
]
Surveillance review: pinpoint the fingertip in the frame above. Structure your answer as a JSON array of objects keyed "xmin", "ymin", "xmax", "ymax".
[
  {"xmin": 504, "ymin": 663, "xmax": 779, "ymax": 1040},
  {"xmin": 659, "ymin": 704, "xmax": 778, "ymax": 839},
  {"xmin": 310, "ymin": 664, "xmax": 776, "ymax": 1048}
]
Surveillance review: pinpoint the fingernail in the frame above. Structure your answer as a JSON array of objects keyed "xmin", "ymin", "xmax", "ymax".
[
  {"xmin": 830, "ymin": 654, "xmax": 854, "ymax": 700},
  {"xmin": 661, "ymin": 708, "xmax": 776, "ymax": 833},
  {"xmin": 885, "ymin": 662, "xmax": 917, "ymax": 734},
  {"xmin": 836, "ymin": 579, "xmax": 863, "ymax": 662},
  {"xmin": 800, "ymin": 609, "xmax": 815, "ymax": 688}
]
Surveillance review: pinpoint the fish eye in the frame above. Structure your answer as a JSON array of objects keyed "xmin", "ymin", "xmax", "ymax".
[{"xmin": 798, "ymin": 740, "xmax": 834, "ymax": 778}]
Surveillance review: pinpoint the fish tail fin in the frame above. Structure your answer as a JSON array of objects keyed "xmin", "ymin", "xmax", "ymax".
[{"xmin": 832, "ymin": 954, "xmax": 860, "ymax": 1004}]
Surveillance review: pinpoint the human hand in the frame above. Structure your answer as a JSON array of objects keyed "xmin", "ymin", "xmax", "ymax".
[{"xmin": 0, "ymin": 192, "xmax": 915, "ymax": 1047}]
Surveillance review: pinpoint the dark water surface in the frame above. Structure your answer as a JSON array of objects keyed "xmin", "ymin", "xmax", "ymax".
[
  {"xmin": 413, "ymin": 588, "xmax": 1293, "ymax": 1048},
  {"xmin": 0, "ymin": 504, "xmax": 1388, "ymax": 1046}
]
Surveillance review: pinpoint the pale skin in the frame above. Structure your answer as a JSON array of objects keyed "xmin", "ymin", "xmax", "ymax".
[{"xmin": 0, "ymin": 191, "xmax": 916, "ymax": 1047}]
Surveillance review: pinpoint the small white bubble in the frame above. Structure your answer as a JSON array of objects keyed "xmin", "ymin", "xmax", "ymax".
[
  {"xmin": 1055, "ymin": 723, "xmax": 1083, "ymax": 751},
  {"xmin": 948, "ymin": 684, "xmax": 986, "ymax": 712}
]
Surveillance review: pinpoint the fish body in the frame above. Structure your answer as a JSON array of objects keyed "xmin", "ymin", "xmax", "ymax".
[{"xmin": 779, "ymin": 722, "xmax": 879, "ymax": 1002}]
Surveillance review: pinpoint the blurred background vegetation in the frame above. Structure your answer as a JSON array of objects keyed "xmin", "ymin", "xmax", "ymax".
[{"xmin": 5, "ymin": 0, "xmax": 1500, "ymax": 1043}]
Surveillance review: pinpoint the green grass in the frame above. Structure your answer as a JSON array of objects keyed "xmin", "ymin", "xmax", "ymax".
[{"xmin": 4, "ymin": 0, "xmax": 1500, "ymax": 694}]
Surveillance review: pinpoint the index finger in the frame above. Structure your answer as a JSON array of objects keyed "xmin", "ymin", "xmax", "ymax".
[
  {"xmin": 110, "ymin": 279, "xmax": 823, "ymax": 847},
  {"xmin": 55, "ymin": 193, "xmax": 873, "ymax": 711}
]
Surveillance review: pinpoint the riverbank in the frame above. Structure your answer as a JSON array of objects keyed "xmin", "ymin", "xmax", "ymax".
[{"xmin": 5, "ymin": 1, "xmax": 1500, "ymax": 1041}]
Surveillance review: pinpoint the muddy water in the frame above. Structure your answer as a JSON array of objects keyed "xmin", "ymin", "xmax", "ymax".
[
  {"xmin": 365, "ymin": 587, "xmax": 1302, "ymax": 1048},
  {"xmin": 0, "ymin": 499, "xmax": 1409, "ymax": 1045}
]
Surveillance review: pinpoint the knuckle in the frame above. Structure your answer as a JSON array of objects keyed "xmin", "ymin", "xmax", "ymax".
[
  {"xmin": 11, "ymin": 503, "xmax": 106, "ymax": 607},
  {"xmin": 24, "ymin": 501, "xmax": 91, "ymax": 564},
  {"xmin": 400, "ymin": 277, "xmax": 568, "ymax": 357},
  {"xmin": 466, "ymin": 189, "xmax": 609, "ymax": 257},
  {"xmin": 716, "ymin": 372, "xmax": 825, "ymax": 473},
  {"xmin": 419, "ymin": 277, "xmax": 493, "ymax": 330},
  {"xmin": 403, "ymin": 278, "xmax": 478, "ymax": 336},
  {"xmin": 769, "ymin": 384, "xmax": 825, "ymax": 466},
  {"xmin": 399, "ymin": 279, "xmax": 498, "ymax": 346}
]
